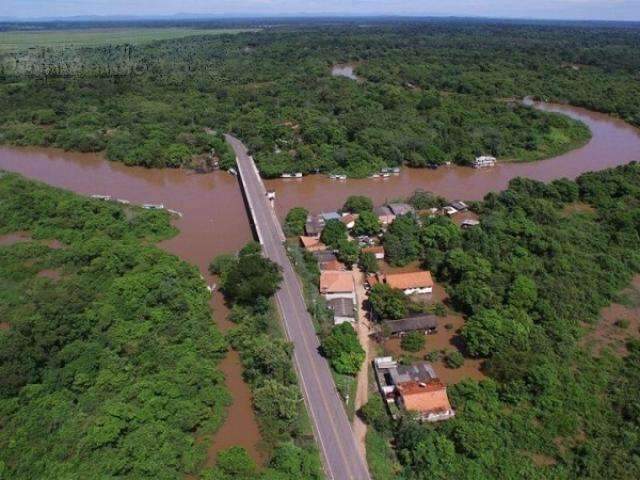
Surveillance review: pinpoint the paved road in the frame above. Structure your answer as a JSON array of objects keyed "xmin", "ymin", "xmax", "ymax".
[{"xmin": 226, "ymin": 134, "xmax": 371, "ymax": 480}]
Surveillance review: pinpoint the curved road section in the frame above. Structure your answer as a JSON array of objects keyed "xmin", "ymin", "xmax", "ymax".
[{"xmin": 226, "ymin": 134, "xmax": 371, "ymax": 480}]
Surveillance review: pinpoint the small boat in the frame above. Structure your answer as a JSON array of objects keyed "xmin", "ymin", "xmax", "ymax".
[
  {"xmin": 143, "ymin": 203, "xmax": 164, "ymax": 210},
  {"xmin": 167, "ymin": 209, "xmax": 183, "ymax": 218},
  {"xmin": 329, "ymin": 174, "xmax": 338, "ymax": 180},
  {"xmin": 91, "ymin": 194, "xmax": 111, "ymax": 201},
  {"xmin": 294, "ymin": 172, "xmax": 303, "ymax": 178},
  {"xmin": 392, "ymin": 167, "xmax": 401, "ymax": 174},
  {"xmin": 380, "ymin": 168, "xmax": 390, "ymax": 173},
  {"xmin": 381, "ymin": 173, "xmax": 391, "ymax": 178},
  {"xmin": 370, "ymin": 173, "xmax": 381, "ymax": 179},
  {"xmin": 116, "ymin": 198, "xmax": 130, "ymax": 205},
  {"xmin": 281, "ymin": 173, "xmax": 293, "ymax": 178},
  {"xmin": 228, "ymin": 168, "xmax": 238, "ymax": 176},
  {"xmin": 337, "ymin": 174, "xmax": 347, "ymax": 181}
]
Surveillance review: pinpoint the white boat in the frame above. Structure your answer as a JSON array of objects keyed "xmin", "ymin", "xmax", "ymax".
[
  {"xmin": 281, "ymin": 173, "xmax": 293, "ymax": 178},
  {"xmin": 91, "ymin": 194, "xmax": 111, "ymax": 201},
  {"xmin": 381, "ymin": 173, "xmax": 391, "ymax": 178},
  {"xmin": 392, "ymin": 167, "xmax": 401, "ymax": 174},
  {"xmin": 143, "ymin": 203, "xmax": 164, "ymax": 210},
  {"xmin": 329, "ymin": 174, "xmax": 338, "ymax": 180},
  {"xmin": 167, "ymin": 209, "xmax": 183, "ymax": 218},
  {"xmin": 337, "ymin": 174, "xmax": 347, "ymax": 181},
  {"xmin": 228, "ymin": 168, "xmax": 238, "ymax": 176},
  {"xmin": 116, "ymin": 198, "xmax": 130, "ymax": 205},
  {"xmin": 370, "ymin": 173, "xmax": 381, "ymax": 178},
  {"xmin": 294, "ymin": 172, "xmax": 303, "ymax": 178}
]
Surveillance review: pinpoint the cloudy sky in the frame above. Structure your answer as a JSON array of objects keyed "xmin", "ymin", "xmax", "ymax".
[{"xmin": 2, "ymin": 0, "xmax": 639, "ymax": 21}]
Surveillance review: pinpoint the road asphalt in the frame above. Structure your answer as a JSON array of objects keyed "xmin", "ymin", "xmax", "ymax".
[{"xmin": 226, "ymin": 134, "xmax": 371, "ymax": 480}]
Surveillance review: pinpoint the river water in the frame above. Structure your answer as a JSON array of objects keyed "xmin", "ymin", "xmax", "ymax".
[
  {"xmin": 265, "ymin": 102, "xmax": 640, "ymax": 218},
  {"xmin": 0, "ymin": 102, "xmax": 639, "ymax": 463}
]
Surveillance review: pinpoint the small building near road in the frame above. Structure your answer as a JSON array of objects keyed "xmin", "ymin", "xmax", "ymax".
[
  {"xmin": 299, "ymin": 236, "xmax": 327, "ymax": 252},
  {"xmin": 327, "ymin": 297, "xmax": 356, "ymax": 325},
  {"xmin": 305, "ymin": 215, "xmax": 325, "ymax": 236},
  {"xmin": 388, "ymin": 203, "xmax": 415, "ymax": 217},
  {"xmin": 369, "ymin": 271, "xmax": 434, "ymax": 295},
  {"xmin": 321, "ymin": 259, "xmax": 346, "ymax": 272},
  {"xmin": 362, "ymin": 245, "xmax": 385, "ymax": 260},
  {"xmin": 340, "ymin": 213, "xmax": 358, "ymax": 230},
  {"xmin": 374, "ymin": 206, "xmax": 396, "ymax": 227},
  {"xmin": 373, "ymin": 357, "xmax": 455, "ymax": 422},
  {"xmin": 320, "ymin": 271, "xmax": 356, "ymax": 300},
  {"xmin": 473, "ymin": 155, "xmax": 497, "ymax": 168},
  {"xmin": 382, "ymin": 314, "xmax": 438, "ymax": 337}
]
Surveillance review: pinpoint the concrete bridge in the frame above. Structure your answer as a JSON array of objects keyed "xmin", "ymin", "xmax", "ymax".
[{"xmin": 226, "ymin": 134, "xmax": 371, "ymax": 480}]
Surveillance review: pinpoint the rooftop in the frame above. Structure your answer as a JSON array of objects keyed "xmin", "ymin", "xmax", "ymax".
[
  {"xmin": 327, "ymin": 297, "xmax": 356, "ymax": 318},
  {"xmin": 299, "ymin": 236, "xmax": 325, "ymax": 249},
  {"xmin": 383, "ymin": 315, "xmax": 438, "ymax": 334},
  {"xmin": 313, "ymin": 250, "xmax": 337, "ymax": 263},
  {"xmin": 393, "ymin": 361, "xmax": 438, "ymax": 384},
  {"xmin": 320, "ymin": 271, "xmax": 355, "ymax": 294},
  {"xmin": 396, "ymin": 380, "xmax": 453, "ymax": 414},
  {"xmin": 388, "ymin": 203, "xmax": 415, "ymax": 216},
  {"xmin": 385, "ymin": 271, "xmax": 433, "ymax": 290}
]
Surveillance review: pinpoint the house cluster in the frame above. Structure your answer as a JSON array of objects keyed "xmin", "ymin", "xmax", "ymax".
[
  {"xmin": 374, "ymin": 356, "xmax": 455, "ymax": 422},
  {"xmin": 298, "ymin": 198, "xmax": 478, "ymax": 330},
  {"xmin": 300, "ymin": 212, "xmax": 360, "ymax": 325}
]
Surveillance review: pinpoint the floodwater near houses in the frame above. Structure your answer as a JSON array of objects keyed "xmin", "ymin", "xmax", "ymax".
[{"xmin": 0, "ymin": 101, "xmax": 640, "ymax": 466}]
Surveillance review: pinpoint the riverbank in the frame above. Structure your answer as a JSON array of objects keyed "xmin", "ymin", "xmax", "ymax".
[
  {"xmin": 0, "ymin": 101, "xmax": 639, "ymax": 473},
  {"xmin": 265, "ymin": 102, "xmax": 640, "ymax": 218}
]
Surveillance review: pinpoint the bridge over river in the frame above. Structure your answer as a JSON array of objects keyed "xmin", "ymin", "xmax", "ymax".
[{"xmin": 226, "ymin": 134, "xmax": 371, "ymax": 480}]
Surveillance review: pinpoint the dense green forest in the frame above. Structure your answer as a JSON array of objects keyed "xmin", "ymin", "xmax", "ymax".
[
  {"xmin": 207, "ymin": 244, "xmax": 322, "ymax": 480},
  {"xmin": 0, "ymin": 173, "xmax": 229, "ymax": 479},
  {"xmin": 8, "ymin": 20, "xmax": 640, "ymax": 175},
  {"xmin": 361, "ymin": 164, "xmax": 640, "ymax": 479}
]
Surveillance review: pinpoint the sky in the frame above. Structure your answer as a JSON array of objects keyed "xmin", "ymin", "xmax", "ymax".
[{"xmin": 1, "ymin": 0, "xmax": 640, "ymax": 21}]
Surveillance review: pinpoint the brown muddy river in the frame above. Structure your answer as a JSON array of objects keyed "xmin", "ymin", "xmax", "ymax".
[
  {"xmin": 1, "ymin": 101, "xmax": 639, "ymax": 465},
  {"xmin": 265, "ymin": 102, "xmax": 640, "ymax": 218}
]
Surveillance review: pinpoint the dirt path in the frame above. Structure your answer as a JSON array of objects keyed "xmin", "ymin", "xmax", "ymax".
[{"xmin": 352, "ymin": 269, "xmax": 373, "ymax": 459}]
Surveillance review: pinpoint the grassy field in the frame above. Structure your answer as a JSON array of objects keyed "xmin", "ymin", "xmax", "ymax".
[{"xmin": 0, "ymin": 27, "xmax": 258, "ymax": 52}]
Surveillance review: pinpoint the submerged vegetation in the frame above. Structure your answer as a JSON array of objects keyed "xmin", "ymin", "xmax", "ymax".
[
  {"xmin": 209, "ymin": 244, "xmax": 322, "ymax": 479},
  {"xmin": 15, "ymin": 19, "xmax": 640, "ymax": 175},
  {"xmin": 362, "ymin": 163, "xmax": 640, "ymax": 479},
  {"xmin": 0, "ymin": 173, "xmax": 229, "ymax": 479}
]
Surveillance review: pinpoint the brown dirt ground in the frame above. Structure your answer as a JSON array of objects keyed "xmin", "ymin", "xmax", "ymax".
[{"xmin": 582, "ymin": 275, "xmax": 640, "ymax": 355}]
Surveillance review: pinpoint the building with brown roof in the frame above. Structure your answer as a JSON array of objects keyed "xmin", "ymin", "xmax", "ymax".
[
  {"xmin": 373, "ymin": 357, "xmax": 455, "ymax": 422},
  {"xmin": 299, "ymin": 236, "xmax": 327, "ymax": 252},
  {"xmin": 396, "ymin": 380, "xmax": 455, "ymax": 422},
  {"xmin": 340, "ymin": 213, "xmax": 358, "ymax": 229},
  {"xmin": 374, "ymin": 206, "xmax": 396, "ymax": 227},
  {"xmin": 362, "ymin": 245, "xmax": 385, "ymax": 260},
  {"xmin": 320, "ymin": 271, "xmax": 356, "ymax": 300},
  {"xmin": 368, "ymin": 271, "xmax": 433, "ymax": 295}
]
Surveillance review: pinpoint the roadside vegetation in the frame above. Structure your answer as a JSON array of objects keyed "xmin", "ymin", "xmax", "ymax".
[
  {"xmin": 17, "ymin": 20, "xmax": 640, "ymax": 175},
  {"xmin": 0, "ymin": 172, "xmax": 229, "ymax": 479},
  {"xmin": 208, "ymin": 243, "xmax": 323, "ymax": 480},
  {"xmin": 361, "ymin": 163, "xmax": 640, "ymax": 479}
]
